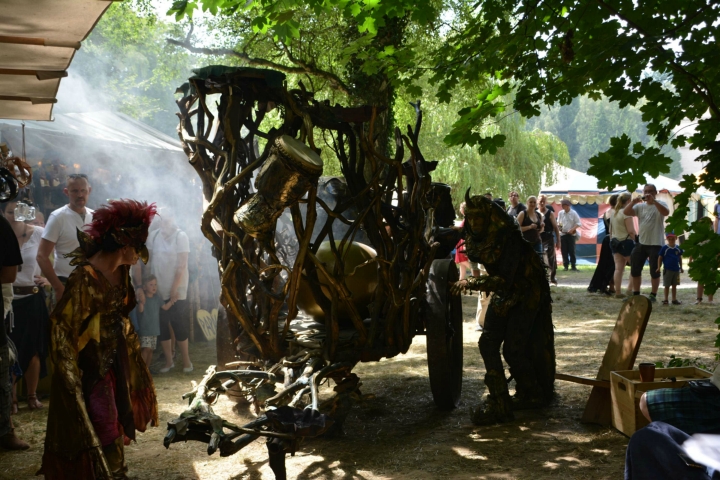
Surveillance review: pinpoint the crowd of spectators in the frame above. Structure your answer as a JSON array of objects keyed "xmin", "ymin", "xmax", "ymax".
[
  {"xmin": 0, "ymin": 172, "xmax": 199, "ymax": 449},
  {"xmin": 454, "ymin": 183, "xmax": 714, "ymax": 306},
  {"xmin": 450, "ymin": 187, "xmax": 720, "ymax": 477}
]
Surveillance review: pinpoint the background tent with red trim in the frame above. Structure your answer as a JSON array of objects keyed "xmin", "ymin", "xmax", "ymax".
[{"xmin": 540, "ymin": 165, "xmax": 714, "ymax": 265}]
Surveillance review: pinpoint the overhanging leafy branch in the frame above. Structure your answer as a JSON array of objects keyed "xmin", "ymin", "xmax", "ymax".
[{"xmin": 166, "ymin": 35, "xmax": 352, "ymax": 96}]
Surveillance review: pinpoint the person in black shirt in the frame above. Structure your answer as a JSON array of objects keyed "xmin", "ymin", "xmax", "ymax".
[
  {"xmin": 0, "ymin": 213, "xmax": 29, "ymax": 450},
  {"xmin": 538, "ymin": 195, "xmax": 561, "ymax": 285},
  {"xmin": 506, "ymin": 191, "xmax": 526, "ymax": 218}
]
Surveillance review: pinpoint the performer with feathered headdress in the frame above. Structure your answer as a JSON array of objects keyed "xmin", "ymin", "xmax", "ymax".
[{"xmin": 40, "ymin": 200, "xmax": 158, "ymax": 479}]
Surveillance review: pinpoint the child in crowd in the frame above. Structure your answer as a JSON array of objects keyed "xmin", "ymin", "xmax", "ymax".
[
  {"xmin": 657, "ymin": 233, "xmax": 684, "ymax": 305},
  {"xmin": 137, "ymin": 275, "xmax": 171, "ymax": 369}
]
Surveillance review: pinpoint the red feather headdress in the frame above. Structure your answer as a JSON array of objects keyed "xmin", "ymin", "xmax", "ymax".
[{"xmin": 73, "ymin": 199, "xmax": 157, "ymax": 264}]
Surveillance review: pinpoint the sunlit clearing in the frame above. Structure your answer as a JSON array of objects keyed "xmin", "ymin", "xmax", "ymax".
[
  {"xmin": 452, "ymin": 446, "xmax": 488, "ymax": 461},
  {"xmin": 556, "ymin": 456, "xmax": 591, "ymax": 468},
  {"xmin": 577, "ymin": 319, "xmax": 614, "ymax": 325},
  {"xmin": 469, "ymin": 432, "xmax": 504, "ymax": 443},
  {"xmin": 557, "ymin": 328, "xmax": 607, "ymax": 334}
]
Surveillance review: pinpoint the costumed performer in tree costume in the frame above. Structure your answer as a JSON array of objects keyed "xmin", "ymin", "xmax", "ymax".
[
  {"xmin": 40, "ymin": 200, "xmax": 158, "ymax": 479},
  {"xmin": 451, "ymin": 190, "xmax": 555, "ymax": 425}
]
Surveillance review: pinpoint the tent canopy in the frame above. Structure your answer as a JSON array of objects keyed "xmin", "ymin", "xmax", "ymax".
[
  {"xmin": 0, "ymin": 111, "xmax": 183, "ymax": 153},
  {"xmin": 0, "ymin": 0, "xmax": 112, "ymax": 121},
  {"xmin": 541, "ymin": 165, "xmax": 714, "ymax": 205}
]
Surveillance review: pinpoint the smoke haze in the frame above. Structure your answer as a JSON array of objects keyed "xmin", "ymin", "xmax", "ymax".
[{"xmin": 0, "ymin": 67, "xmax": 220, "ymax": 313}]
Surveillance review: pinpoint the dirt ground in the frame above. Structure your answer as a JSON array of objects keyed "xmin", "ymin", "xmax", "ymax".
[{"xmin": 3, "ymin": 267, "xmax": 719, "ymax": 479}]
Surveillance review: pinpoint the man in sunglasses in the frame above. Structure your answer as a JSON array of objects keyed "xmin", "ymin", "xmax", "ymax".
[
  {"xmin": 506, "ymin": 191, "xmax": 526, "ymax": 218},
  {"xmin": 36, "ymin": 174, "xmax": 94, "ymax": 301}
]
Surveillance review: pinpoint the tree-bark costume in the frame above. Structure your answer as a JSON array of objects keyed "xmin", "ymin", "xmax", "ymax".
[
  {"xmin": 40, "ymin": 201, "xmax": 158, "ymax": 479},
  {"xmin": 456, "ymin": 191, "xmax": 555, "ymax": 425}
]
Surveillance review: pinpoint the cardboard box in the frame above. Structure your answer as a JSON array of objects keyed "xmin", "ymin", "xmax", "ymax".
[{"xmin": 610, "ymin": 366, "xmax": 712, "ymax": 437}]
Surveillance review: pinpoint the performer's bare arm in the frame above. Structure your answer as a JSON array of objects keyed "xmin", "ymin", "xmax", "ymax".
[{"xmin": 37, "ymin": 238, "xmax": 63, "ymax": 298}]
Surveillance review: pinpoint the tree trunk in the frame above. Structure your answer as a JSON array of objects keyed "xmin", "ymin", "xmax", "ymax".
[{"xmin": 344, "ymin": 16, "xmax": 408, "ymax": 159}]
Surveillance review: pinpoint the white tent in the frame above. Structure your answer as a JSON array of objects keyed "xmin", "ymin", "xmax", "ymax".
[
  {"xmin": 541, "ymin": 165, "xmax": 717, "ymax": 242},
  {"xmin": 0, "ymin": 0, "xmax": 113, "ymax": 121},
  {"xmin": 0, "ymin": 111, "xmax": 183, "ymax": 154},
  {"xmin": 541, "ymin": 165, "xmax": 624, "ymax": 205},
  {"xmin": 541, "ymin": 164, "xmax": 714, "ymax": 209},
  {"xmin": 0, "ymin": 111, "xmax": 194, "ymax": 220}
]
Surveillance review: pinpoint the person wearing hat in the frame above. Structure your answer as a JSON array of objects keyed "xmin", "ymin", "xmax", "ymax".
[
  {"xmin": 557, "ymin": 199, "xmax": 582, "ymax": 271},
  {"xmin": 657, "ymin": 232, "xmax": 684, "ymax": 305}
]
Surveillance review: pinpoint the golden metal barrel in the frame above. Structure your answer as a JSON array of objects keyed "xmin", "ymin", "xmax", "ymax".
[
  {"xmin": 296, "ymin": 241, "xmax": 379, "ymax": 323},
  {"xmin": 235, "ymin": 135, "xmax": 323, "ymax": 237}
]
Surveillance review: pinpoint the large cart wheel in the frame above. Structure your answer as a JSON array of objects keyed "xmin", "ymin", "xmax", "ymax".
[{"xmin": 425, "ymin": 259, "xmax": 463, "ymax": 410}]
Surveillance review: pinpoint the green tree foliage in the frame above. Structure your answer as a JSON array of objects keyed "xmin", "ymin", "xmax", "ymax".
[
  {"xmin": 429, "ymin": 0, "xmax": 720, "ymax": 348},
  {"xmin": 167, "ymin": 0, "xmax": 437, "ymax": 73},
  {"xmin": 167, "ymin": 0, "xmax": 441, "ymax": 156},
  {"xmin": 170, "ymin": 0, "xmax": 720, "ymax": 350},
  {"xmin": 167, "ymin": 0, "xmax": 564, "ymax": 197},
  {"xmin": 432, "ymin": 0, "xmax": 719, "ymax": 207},
  {"xmin": 70, "ymin": 3, "xmax": 201, "ymax": 135},
  {"xmin": 395, "ymin": 88, "xmax": 570, "ymax": 201},
  {"xmin": 528, "ymin": 96, "xmax": 682, "ymax": 177},
  {"xmin": 175, "ymin": 8, "xmax": 353, "ymax": 100}
]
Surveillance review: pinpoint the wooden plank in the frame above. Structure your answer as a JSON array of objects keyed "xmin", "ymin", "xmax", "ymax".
[
  {"xmin": 555, "ymin": 373, "xmax": 610, "ymax": 388},
  {"xmin": 581, "ymin": 295, "xmax": 651, "ymax": 426}
]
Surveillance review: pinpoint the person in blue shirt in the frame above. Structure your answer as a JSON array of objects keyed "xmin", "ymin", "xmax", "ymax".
[{"xmin": 656, "ymin": 233, "xmax": 684, "ymax": 305}]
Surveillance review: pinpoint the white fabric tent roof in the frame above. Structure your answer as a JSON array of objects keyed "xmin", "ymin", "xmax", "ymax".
[
  {"xmin": 0, "ymin": 0, "xmax": 112, "ymax": 121},
  {"xmin": 541, "ymin": 164, "xmax": 615, "ymax": 195},
  {"xmin": 0, "ymin": 111, "xmax": 183, "ymax": 152},
  {"xmin": 541, "ymin": 164, "xmax": 714, "ymax": 205}
]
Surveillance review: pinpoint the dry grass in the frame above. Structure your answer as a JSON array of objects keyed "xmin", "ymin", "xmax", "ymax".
[{"xmin": 3, "ymin": 269, "xmax": 718, "ymax": 479}]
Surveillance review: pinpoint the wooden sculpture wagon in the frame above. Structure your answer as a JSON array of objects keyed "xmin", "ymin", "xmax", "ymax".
[{"xmin": 164, "ymin": 66, "xmax": 464, "ymax": 479}]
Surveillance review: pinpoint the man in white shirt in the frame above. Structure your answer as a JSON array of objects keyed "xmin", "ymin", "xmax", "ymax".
[
  {"xmin": 134, "ymin": 213, "xmax": 192, "ymax": 373},
  {"xmin": 558, "ymin": 199, "xmax": 582, "ymax": 271},
  {"xmin": 623, "ymin": 184, "xmax": 669, "ymax": 302},
  {"xmin": 36, "ymin": 174, "xmax": 94, "ymax": 301}
]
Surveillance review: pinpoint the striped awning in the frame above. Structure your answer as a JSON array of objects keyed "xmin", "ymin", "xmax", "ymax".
[{"xmin": 0, "ymin": 0, "xmax": 113, "ymax": 121}]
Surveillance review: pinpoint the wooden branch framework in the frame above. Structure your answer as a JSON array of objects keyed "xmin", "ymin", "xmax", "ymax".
[{"xmin": 176, "ymin": 68, "xmax": 440, "ymax": 366}]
